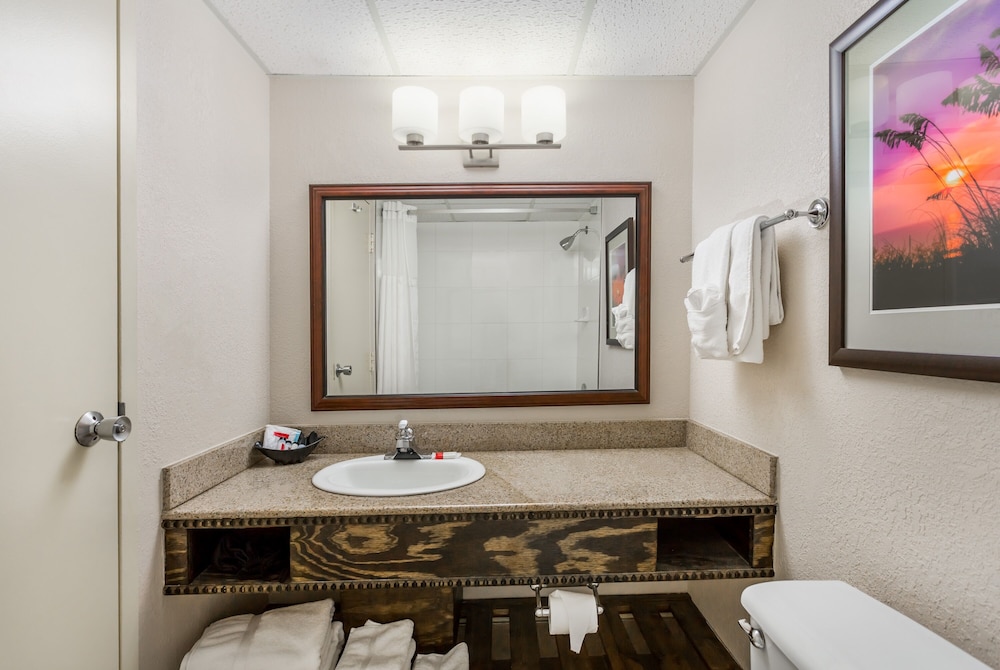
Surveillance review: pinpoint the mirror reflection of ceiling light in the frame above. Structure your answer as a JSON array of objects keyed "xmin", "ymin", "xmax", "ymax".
[{"xmin": 392, "ymin": 85, "xmax": 565, "ymax": 168}]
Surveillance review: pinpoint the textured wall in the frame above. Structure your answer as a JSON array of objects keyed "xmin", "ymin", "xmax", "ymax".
[
  {"xmin": 688, "ymin": 0, "xmax": 1000, "ymax": 667},
  {"xmin": 269, "ymin": 76, "xmax": 693, "ymax": 424},
  {"xmin": 135, "ymin": 1, "xmax": 270, "ymax": 668}
]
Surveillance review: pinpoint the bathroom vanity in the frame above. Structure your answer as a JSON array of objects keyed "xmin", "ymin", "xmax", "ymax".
[
  {"xmin": 161, "ymin": 421, "xmax": 773, "ymax": 663},
  {"xmin": 162, "ymin": 422, "xmax": 774, "ymax": 592}
]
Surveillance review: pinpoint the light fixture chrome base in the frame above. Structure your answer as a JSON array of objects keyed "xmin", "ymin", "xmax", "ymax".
[
  {"xmin": 464, "ymin": 149, "xmax": 499, "ymax": 168},
  {"xmin": 399, "ymin": 141, "xmax": 561, "ymax": 169}
]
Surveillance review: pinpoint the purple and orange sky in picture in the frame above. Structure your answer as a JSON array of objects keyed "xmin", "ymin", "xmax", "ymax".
[{"xmin": 872, "ymin": 0, "xmax": 1000, "ymax": 251}]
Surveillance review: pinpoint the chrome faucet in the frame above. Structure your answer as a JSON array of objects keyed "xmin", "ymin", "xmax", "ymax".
[{"xmin": 386, "ymin": 419, "xmax": 422, "ymax": 460}]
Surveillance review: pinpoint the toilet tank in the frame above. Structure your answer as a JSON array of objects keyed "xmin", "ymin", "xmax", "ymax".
[{"xmin": 740, "ymin": 581, "xmax": 990, "ymax": 670}]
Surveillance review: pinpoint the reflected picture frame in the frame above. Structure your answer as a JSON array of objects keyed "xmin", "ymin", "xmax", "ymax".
[
  {"xmin": 830, "ymin": 0, "xmax": 1000, "ymax": 383},
  {"xmin": 605, "ymin": 217, "xmax": 635, "ymax": 347}
]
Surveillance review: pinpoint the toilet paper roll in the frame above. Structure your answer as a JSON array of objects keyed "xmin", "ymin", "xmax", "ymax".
[{"xmin": 547, "ymin": 589, "xmax": 599, "ymax": 653}]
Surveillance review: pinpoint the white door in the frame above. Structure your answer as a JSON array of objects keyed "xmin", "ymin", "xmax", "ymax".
[
  {"xmin": 326, "ymin": 199, "xmax": 376, "ymax": 394},
  {"xmin": 0, "ymin": 1, "xmax": 122, "ymax": 668}
]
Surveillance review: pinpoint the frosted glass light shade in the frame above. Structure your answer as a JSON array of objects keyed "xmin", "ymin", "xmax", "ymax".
[
  {"xmin": 459, "ymin": 86, "xmax": 504, "ymax": 144},
  {"xmin": 392, "ymin": 86, "xmax": 438, "ymax": 145},
  {"xmin": 521, "ymin": 86, "xmax": 566, "ymax": 143}
]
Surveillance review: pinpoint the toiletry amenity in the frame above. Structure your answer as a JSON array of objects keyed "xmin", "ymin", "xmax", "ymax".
[
  {"xmin": 264, "ymin": 424, "xmax": 302, "ymax": 451},
  {"xmin": 255, "ymin": 431, "xmax": 325, "ymax": 464},
  {"xmin": 425, "ymin": 451, "xmax": 461, "ymax": 459}
]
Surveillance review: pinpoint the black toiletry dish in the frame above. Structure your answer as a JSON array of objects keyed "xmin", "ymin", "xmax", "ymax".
[{"xmin": 254, "ymin": 432, "xmax": 325, "ymax": 465}]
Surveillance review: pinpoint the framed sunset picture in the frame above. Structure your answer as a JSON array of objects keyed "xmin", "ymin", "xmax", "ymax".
[{"xmin": 831, "ymin": 0, "xmax": 1000, "ymax": 382}]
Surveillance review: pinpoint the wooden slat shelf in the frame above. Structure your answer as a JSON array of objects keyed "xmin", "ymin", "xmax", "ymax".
[{"xmin": 457, "ymin": 594, "xmax": 740, "ymax": 670}]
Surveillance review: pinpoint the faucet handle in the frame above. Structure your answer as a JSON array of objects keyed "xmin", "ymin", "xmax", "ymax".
[{"xmin": 396, "ymin": 419, "xmax": 413, "ymax": 440}]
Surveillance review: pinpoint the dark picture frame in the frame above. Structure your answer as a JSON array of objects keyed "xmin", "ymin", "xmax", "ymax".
[
  {"xmin": 830, "ymin": 0, "xmax": 1000, "ymax": 383},
  {"xmin": 605, "ymin": 217, "xmax": 635, "ymax": 346}
]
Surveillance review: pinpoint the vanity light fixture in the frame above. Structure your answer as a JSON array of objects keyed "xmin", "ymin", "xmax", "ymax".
[{"xmin": 393, "ymin": 85, "xmax": 564, "ymax": 168}]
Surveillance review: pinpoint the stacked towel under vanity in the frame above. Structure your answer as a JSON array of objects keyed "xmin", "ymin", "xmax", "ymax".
[
  {"xmin": 181, "ymin": 599, "xmax": 344, "ymax": 670},
  {"xmin": 335, "ymin": 618, "xmax": 468, "ymax": 670},
  {"xmin": 182, "ymin": 601, "xmax": 469, "ymax": 670}
]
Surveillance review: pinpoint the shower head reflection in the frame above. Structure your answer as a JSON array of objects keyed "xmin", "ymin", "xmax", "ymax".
[{"xmin": 559, "ymin": 226, "xmax": 590, "ymax": 250}]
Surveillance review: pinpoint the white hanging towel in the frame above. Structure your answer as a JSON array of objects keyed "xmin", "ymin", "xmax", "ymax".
[
  {"xmin": 726, "ymin": 216, "xmax": 783, "ymax": 364},
  {"xmin": 685, "ymin": 220, "xmax": 739, "ymax": 358},
  {"xmin": 686, "ymin": 216, "xmax": 783, "ymax": 363}
]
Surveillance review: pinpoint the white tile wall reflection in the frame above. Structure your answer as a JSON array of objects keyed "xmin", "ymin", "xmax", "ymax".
[{"xmin": 417, "ymin": 219, "xmax": 599, "ymax": 393}]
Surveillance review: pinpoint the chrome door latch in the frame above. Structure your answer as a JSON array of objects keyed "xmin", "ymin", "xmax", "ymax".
[
  {"xmin": 738, "ymin": 619, "xmax": 766, "ymax": 649},
  {"xmin": 75, "ymin": 411, "xmax": 132, "ymax": 447}
]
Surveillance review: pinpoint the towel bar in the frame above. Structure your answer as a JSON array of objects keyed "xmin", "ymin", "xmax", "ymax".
[
  {"xmin": 680, "ymin": 197, "xmax": 829, "ymax": 263},
  {"xmin": 530, "ymin": 582, "xmax": 604, "ymax": 619}
]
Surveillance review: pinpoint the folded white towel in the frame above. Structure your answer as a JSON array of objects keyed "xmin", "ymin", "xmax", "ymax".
[
  {"xmin": 685, "ymin": 221, "xmax": 739, "ymax": 358},
  {"xmin": 727, "ymin": 217, "xmax": 782, "ymax": 363},
  {"xmin": 413, "ymin": 643, "xmax": 469, "ymax": 670},
  {"xmin": 335, "ymin": 619, "xmax": 415, "ymax": 670},
  {"xmin": 181, "ymin": 599, "xmax": 338, "ymax": 670},
  {"xmin": 321, "ymin": 622, "xmax": 346, "ymax": 670}
]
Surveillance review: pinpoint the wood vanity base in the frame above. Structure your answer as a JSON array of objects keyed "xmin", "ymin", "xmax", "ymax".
[{"xmin": 163, "ymin": 505, "xmax": 775, "ymax": 595}]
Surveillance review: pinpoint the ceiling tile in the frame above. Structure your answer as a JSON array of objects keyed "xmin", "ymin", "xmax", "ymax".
[
  {"xmin": 207, "ymin": 0, "xmax": 393, "ymax": 75},
  {"xmin": 575, "ymin": 0, "xmax": 750, "ymax": 76},
  {"xmin": 375, "ymin": 0, "xmax": 588, "ymax": 76}
]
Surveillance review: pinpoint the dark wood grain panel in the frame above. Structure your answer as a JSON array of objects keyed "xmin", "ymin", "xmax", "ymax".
[
  {"xmin": 289, "ymin": 517, "xmax": 657, "ymax": 582},
  {"xmin": 164, "ymin": 528, "xmax": 191, "ymax": 585},
  {"xmin": 751, "ymin": 514, "xmax": 775, "ymax": 569}
]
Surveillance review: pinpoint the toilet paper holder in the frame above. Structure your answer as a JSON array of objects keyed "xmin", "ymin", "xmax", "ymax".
[{"xmin": 530, "ymin": 582, "xmax": 604, "ymax": 619}]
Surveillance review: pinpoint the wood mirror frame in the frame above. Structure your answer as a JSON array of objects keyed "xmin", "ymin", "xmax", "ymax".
[{"xmin": 309, "ymin": 182, "xmax": 651, "ymax": 410}]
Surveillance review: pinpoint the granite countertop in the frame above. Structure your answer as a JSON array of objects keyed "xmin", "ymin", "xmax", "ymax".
[{"xmin": 163, "ymin": 447, "xmax": 774, "ymax": 520}]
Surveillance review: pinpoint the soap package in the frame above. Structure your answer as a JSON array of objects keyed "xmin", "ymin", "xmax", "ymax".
[{"xmin": 263, "ymin": 424, "xmax": 302, "ymax": 451}]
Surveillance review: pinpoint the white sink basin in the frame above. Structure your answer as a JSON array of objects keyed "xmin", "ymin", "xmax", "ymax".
[{"xmin": 311, "ymin": 455, "xmax": 486, "ymax": 497}]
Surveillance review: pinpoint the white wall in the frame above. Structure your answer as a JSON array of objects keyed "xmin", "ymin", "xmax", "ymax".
[
  {"xmin": 270, "ymin": 77, "xmax": 693, "ymax": 424},
  {"xmin": 416, "ymin": 218, "xmax": 591, "ymax": 393},
  {"xmin": 135, "ymin": 1, "xmax": 270, "ymax": 668},
  {"xmin": 689, "ymin": 0, "xmax": 1000, "ymax": 667}
]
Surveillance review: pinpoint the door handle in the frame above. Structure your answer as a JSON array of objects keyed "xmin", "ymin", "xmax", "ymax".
[
  {"xmin": 335, "ymin": 364, "xmax": 353, "ymax": 377},
  {"xmin": 75, "ymin": 411, "xmax": 132, "ymax": 447}
]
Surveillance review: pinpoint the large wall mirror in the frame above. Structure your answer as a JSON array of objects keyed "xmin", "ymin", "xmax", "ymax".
[{"xmin": 310, "ymin": 182, "xmax": 650, "ymax": 410}]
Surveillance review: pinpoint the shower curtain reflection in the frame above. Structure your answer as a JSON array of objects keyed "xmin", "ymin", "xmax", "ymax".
[{"xmin": 376, "ymin": 201, "xmax": 419, "ymax": 393}]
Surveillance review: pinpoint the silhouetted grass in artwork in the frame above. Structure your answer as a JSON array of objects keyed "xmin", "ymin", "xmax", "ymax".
[{"xmin": 872, "ymin": 25, "xmax": 1000, "ymax": 310}]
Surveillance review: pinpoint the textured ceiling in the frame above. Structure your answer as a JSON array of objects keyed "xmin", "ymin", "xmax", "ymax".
[{"xmin": 205, "ymin": 0, "xmax": 753, "ymax": 76}]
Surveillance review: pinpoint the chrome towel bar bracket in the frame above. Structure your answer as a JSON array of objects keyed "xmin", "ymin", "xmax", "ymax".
[{"xmin": 680, "ymin": 197, "xmax": 829, "ymax": 263}]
